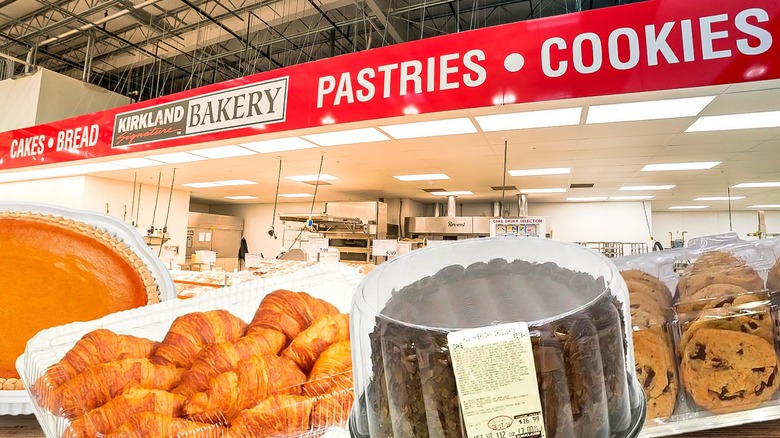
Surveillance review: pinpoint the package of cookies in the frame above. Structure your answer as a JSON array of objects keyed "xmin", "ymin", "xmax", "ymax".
[
  {"xmin": 612, "ymin": 233, "xmax": 780, "ymax": 436},
  {"xmin": 349, "ymin": 238, "xmax": 647, "ymax": 438}
]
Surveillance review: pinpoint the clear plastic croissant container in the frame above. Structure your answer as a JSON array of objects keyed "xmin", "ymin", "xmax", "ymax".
[
  {"xmin": 349, "ymin": 237, "xmax": 647, "ymax": 438},
  {"xmin": 17, "ymin": 263, "xmax": 362, "ymax": 438}
]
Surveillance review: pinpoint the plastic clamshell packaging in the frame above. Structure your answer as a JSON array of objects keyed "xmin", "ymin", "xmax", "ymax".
[
  {"xmin": 17, "ymin": 263, "xmax": 361, "ymax": 438},
  {"xmin": 0, "ymin": 202, "xmax": 177, "ymax": 416},
  {"xmin": 612, "ymin": 233, "xmax": 780, "ymax": 437},
  {"xmin": 350, "ymin": 237, "xmax": 647, "ymax": 438}
]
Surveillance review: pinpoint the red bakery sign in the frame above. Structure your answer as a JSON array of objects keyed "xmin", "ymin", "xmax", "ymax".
[{"xmin": 1, "ymin": 0, "xmax": 778, "ymax": 171}]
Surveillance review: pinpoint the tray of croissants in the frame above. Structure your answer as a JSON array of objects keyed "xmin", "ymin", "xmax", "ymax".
[{"xmin": 17, "ymin": 264, "xmax": 363, "ymax": 438}]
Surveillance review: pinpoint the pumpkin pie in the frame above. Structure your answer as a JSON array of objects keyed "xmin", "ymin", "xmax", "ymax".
[{"xmin": 0, "ymin": 211, "xmax": 160, "ymax": 388}]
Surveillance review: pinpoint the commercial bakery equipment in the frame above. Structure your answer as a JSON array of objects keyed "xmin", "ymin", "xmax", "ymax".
[
  {"xmin": 281, "ymin": 201, "xmax": 387, "ymax": 264},
  {"xmin": 186, "ymin": 212, "xmax": 244, "ymax": 271}
]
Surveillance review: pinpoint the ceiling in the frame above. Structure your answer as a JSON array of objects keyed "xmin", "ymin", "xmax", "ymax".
[
  {"xmin": 1, "ymin": 0, "xmax": 779, "ymax": 212},
  {"xmin": 15, "ymin": 77, "xmax": 777, "ymax": 212},
  {"xmin": 0, "ymin": 0, "xmax": 637, "ymax": 99}
]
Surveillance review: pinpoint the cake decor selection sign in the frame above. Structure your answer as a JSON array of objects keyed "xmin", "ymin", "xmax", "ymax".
[{"xmin": 448, "ymin": 322, "xmax": 547, "ymax": 438}]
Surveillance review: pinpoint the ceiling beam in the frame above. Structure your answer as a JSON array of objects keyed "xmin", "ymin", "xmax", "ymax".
[
  {"xmin": 177, "ymin": 0, "xmax": 282, "ymax": 69},
  {"xmin": 358, "ymin": 0, "xmax": 403, "ymax": 44}
]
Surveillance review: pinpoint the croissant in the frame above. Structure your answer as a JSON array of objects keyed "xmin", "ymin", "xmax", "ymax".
[
  {"xmin": 282, "ymin": 314, "xmax": 350, "ymax": 372},
  {"xmin": 184, "ymin": 354, "xmax": 305, "ymax": 422},
  {"xmin": 34, "ymin": 329, "xmax": 158, "ymax": 395},
  {"xmin": 311, "ymin": 388, "xmax": 355, "ymax": 430},
  {"xmin": 53, "ymin": 358, "xmax": 184, "ymax": 419},
  {"xmin": 230, "ymin": 395, "xmax": 313, "ymax": 438},
  {"xmin": 303, "ymin": 341, "xmax": 353, "ymax": 397},
  {"xmin": 174, "ymin": 328, "xmax": 286, "ymax": 397},
  {"xmin": 151, "ymin": 310, "xmax": 247, "ymax": 369},
  {"xmin": 107, "ymin": 412, "xmax": 227, "ymax": 438},
  {"xmin": 63, "ymin": 387, "xmax": 185, "ymax": 438},
  {"xmin": 246, "ymin": 290, "xmax": 339, "ymax": 341}
]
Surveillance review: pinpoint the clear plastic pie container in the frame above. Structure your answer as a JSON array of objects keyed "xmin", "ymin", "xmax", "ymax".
[
  {"xmin": 349, "ymin": 237, "xmax": 646, "ymax": 438},
  {"xmin": 0, "ymin": 201, "xmax": 176, "ymax": 416}
]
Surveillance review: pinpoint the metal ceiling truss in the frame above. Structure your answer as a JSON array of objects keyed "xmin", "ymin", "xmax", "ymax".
[{"xmin": 0, "ymin": 0, "xmax": 642, "ymax": 100}]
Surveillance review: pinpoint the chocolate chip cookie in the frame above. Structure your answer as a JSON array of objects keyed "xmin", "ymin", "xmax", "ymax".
[
  {"xmin": 677, "ymin": 283, "xmax": 751, "ymax": 314},
  {"xmin": 766, "ymin": 257, "xmax": 780, "ymax": 292},
  {"xmin": 621, "ymin": 270, "xmax": 673, "ymax": 308},
  {"xmin": 679, "ymin": 306, "xmax": 774, "ymax": 353},
  {"xmin": 633, "ymin": 330, "xmax": 677, "ymax": 420},
  {"xmin": 681, "ymin": 328, "xmax": 778, "ymax": 414},
  {"xmin": 677, "ymin": 266, "xmax": 763, "ymax": 300}
]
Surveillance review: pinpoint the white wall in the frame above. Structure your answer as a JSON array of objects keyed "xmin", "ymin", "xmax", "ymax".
[
  {"xmin": 210, "ymin": 202, "xmax": 327, "ymax": 260},
  {"xmin": 0, "ymin": 68, "xmax": 130, "ymax": 132},
  {"xmin": 81, "ymin": 176, "xmax": 190, "ymax": 265},
  {"xmin": 0, "ymin": 72, "xmax": 41, "ymax": 131},
  {"xmin": 0, "ymin": 175, "xmax": 190, "ymax": 265},
  {"xmin": 653, "ymin": 210, "xmax": 780, "ymax": 246},
  {"xmin": 36, "ymin": 69, "xmax": 130, "ymax": 124},
  {"xmin": 531, "ymin": 202, "xmax": 653, "ymax": 243},
  {"xmin": 0, "ymin": 176, "xmax": 86, "ymax": 206}
]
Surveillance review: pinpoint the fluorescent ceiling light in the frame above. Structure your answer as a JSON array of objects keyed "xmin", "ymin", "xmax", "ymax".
[
  {"xmin": 509, "ymin": 167, "xmax": 570, "ymax": 177},
  {"xmin": 0, "ymin": 169, "xmax": 62, "ymax": 182},
  {"xmin": 302, "ymin": 128, "xmax": 389, "ymax": 146},
  {"xmin": 748, "ymin": 205, "xmax": 780, "ymax": 208},
  {"xmin": 239, "ymin": 137, "xmax": 317, "ymax": 153},
  {"xmin": 686, "ymin": 110, "xmax": 780, "ymax": 132},
  {"xmin": 474, "ymin": 107, "xmax": 582, "ymax": 132},
  {"xmin": 587, "ymin": 96, "xmax": 715, "ymax": 124},
  {"xmin": 609, "ymin": 195, "xmax": 655, "ymax": 200},
  {"xmin": 520, "ymin": 188, "xmax": 566, "ymax": 193},
  {"xmin": 693, "ymin": 196, "xmax": 745, "ymax": 201},
  {"xmin": 212, "ymin": 179, "xmax": 256, "ymax": 186},
  {"xmin": 394, "ymin": 173, "xmax": 450, "ymax": 181},
  {"xmin": 641, "ymin": 161, "xmax": 721, "ymax": 171},
  {"xmin": 109, "ymin": 157, "xmax": 162, "ymax": 168},
  {"xmin": 287, "ymin": 174, "xmax": 338, "ymax": 182},
  {"xmin": 150, "ymin": 152, "xmax": 206, "ymax": 163},
  {"xmin": 225, "ymin": 196, "xmax": 257, "ymax": 200},
  {"xmin": 619, "ymin": 185, "xmax": 675, "ymax": 191},
  {"xmin": 567, "ymin": 196, "xmax": 608, "ymax": 201},
  {"xmin": 182, "ymin": 182, "xmax": 221, "ymax": 188},
  {"xmin": 52, "ymin": 166, "xmax": 93, "ymax": 176},
  {"xmin": 81, "ymin": 162, "xmax": 130, "ymax": 172},
  {"xmin": 280, "ymin": 193, "xmax": 314, "ymax": 198},
  {"xmin": 190, "ymin": 145, "xmax": 256, "ymax": 159},
  {"xmin": 379, "ymin": 118, "xmax": 477, "ymax": 139},
  {"xmin": 732, "ymin": 182, "xmax": 780, "ymax": 188},
  {"xmin": 183, "ymin": 180, "xmax": 256, "ymax": 188},
  {"xmin": 430, "ymin": 190, "xmax": 473, "ymax": 196},
  {"xmin": 669, "ymin": 205, "xmax": 709, "ymax": 209}
]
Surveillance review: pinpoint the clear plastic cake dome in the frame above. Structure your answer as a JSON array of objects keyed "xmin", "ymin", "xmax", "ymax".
[{"xmin": 349, "ymin": 238, "xmax": 646, "ymax": 438}]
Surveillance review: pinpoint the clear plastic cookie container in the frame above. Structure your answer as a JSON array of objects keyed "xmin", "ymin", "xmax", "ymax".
[
  {"xmin": 612, "ymin": 233, "xmax": 780, "ymax": 437},
  {"xmin": 349, "ymin": 237, "xmax": 647, "ymax": 438}
]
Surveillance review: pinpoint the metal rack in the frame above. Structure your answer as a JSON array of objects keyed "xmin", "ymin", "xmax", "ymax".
[
  {"xmin": 577, "ymin": 242, "xmax": 649, "ymax": 258},
  {"xmin": 280, "ymin": 211, "xmax": 380, "ymax": 264}
]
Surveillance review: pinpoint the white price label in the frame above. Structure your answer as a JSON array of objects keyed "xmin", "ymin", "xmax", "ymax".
[
  {"xmin": 372, "ymin": 239, "xmax": 398, "ymax": 257},
  {"xmin": 245, "ymin": 254, "xmax": 263, "ymax": 268},
  {"xmin": 448, "ymin": 322, "xmax": 547, "ymax": 438},
  {"xmin": 307, "ymin": 237, "xmax": 329, "ymax": 254}
]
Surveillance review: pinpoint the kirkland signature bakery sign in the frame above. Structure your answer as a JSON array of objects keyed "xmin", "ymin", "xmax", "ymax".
[{"xmin": 111, "ymin": 77, "xmax": 288, "ymax": 147}]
